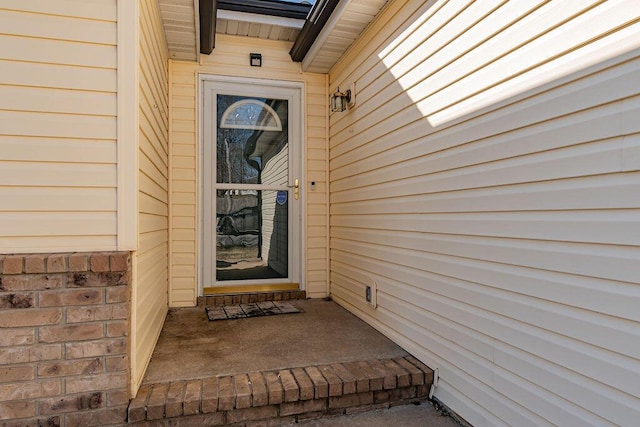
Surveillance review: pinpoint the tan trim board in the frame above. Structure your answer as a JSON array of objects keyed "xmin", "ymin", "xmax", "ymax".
[
  {"xmin": 117, "ymin": 0, "xmax": 139, "ymax": 251},
  {"xmin": 204, "ymin": 283, "xmax": 300, "ymax": 295}
]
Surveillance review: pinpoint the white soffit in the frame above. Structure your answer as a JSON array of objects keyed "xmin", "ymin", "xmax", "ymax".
[
  {"xmin": 158, "ymin": 0, "xmax": 199, "ymax": 61},
  {"xmin": 302, "ymin": 0, "xmax": 390, "ymax": 74},
  {"xmin": 216, "ymin": 10, "xmax": 304, "ymax": 42}
]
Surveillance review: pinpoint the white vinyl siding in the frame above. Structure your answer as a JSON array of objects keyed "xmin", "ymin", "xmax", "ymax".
[
  {"xmin": 169, "ymin": 34, "xmax": 329, "ymax": 306},
  {"xmin": 132, "ymin": 0, "xmax": 169, "ymax": 395},
  {"xmin": 329, "ymin": 1, "xmax": 640, "ymax": 426},
  {"xmin": 0, "ymin": 1, "xmax": 118, "ymax": 253}
]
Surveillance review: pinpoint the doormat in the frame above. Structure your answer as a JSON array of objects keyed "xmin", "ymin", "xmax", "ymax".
[{"xmin": 206, "ymin": 301, "xmax": 300, "ymax": 321}]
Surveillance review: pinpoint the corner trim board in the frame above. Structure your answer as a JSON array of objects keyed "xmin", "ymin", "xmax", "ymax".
[{"xmin": 117, "ymin": 0, "xmax": 140, "ymax": 250}]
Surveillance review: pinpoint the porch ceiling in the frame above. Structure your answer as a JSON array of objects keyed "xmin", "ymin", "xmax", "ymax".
[
  {"xmin": 157, "ymin": 0, "xmax": 390, "ymax": 72},
  {"xmin": 298, "ymin": 0, "xmax": 390, "ymax": 73},
  {"xmin": 216, "ymin": 9, "xmax": 303, "ymax": 43},
  {"xmin": 158, "ymin": 0, "xmax": 199, "ymax": 61}
]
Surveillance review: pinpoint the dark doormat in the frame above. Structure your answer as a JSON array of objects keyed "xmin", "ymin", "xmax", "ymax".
[{"xmin": 205, "ymin": 301, "xmax": 301, "ymax": 321}]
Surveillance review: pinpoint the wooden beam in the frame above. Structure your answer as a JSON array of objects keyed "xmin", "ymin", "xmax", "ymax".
[
  {"xmin": 217, "ymin": 0, "xmax": 310, "ymax": 20},
  {"xmin": 200, "ymin": 0, "xmax": 217, "ymax": 55},
  {"xmin": 289, "ymin": 0, "xmax": 340, "ymax": 62}
]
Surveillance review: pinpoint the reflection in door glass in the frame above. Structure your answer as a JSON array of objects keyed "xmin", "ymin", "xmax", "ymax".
[
  {"xmin": 216, "ymin": 190, "xmax": 288, "ymax": 281},
  {"xmin": 216, "ymin": 95, "xmax": 288, "ymax": 185},
  {"xmin": 215, "ymin": 94, "xmax": 290, "ymax": 281}
]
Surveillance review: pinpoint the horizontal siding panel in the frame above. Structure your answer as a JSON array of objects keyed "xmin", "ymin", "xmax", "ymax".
[
  {"xmin": 331, "ymin": 210, "xmax": 640, "ymax": 245},
  {"xmin": 172, "ymin": 155, "xmax": 195, "ymax": 169},
  {"xmin": 308, "ymin": 196, "xmax": 327, "ymax": 207},
  {"xmin": 171, "ymin": 108, "xmax": 194, "ymax": 121},
  {"xmin": 172, "ymin": 167, "xmax": 195, "ymax": 180},
  {"xmin": 140, "ymin": 105, "xmax": 168, "ymax": 155},
  {"xmin": 0, "ymin": 0, "xmax": 116, "ymax": 21},
  {"xmin": 1, "ymin": 236, "xmax": 116, "ymax": 254},
  {"xmin": 623, "ymin": 133, "xmax": 640, "ymax": 171},
  {"xmin": 307, "ymin": 237, "xmax": 326, "ymax": 249},
  {"xmin": 171, "ymin": 204, "xmax": 195, "ymax": 217},
  {"xmin": 170, "ymin": 96, "xmax": 195, "ymax": 109},
  {"xmin": 0, "ymin": 212, "xmax": 115, "ymax": 236},
  {"xmin": 0, "ymin": 60, "xmax": 116, "ymax": 92},
  {"xmin": 139, "ymin": 149, "xmax": 169, "ymax": 186},
  {"xmin": 172, "ymin": 240, "xmax": 195, "ymax": 253},
  {"xmin": 170, "ymin": 73, "xmax": 196, "ymax": 86},
  {"xmin": 331, "ymin": 139, "xmax": 626, "ymax": 202},
  {"xmin": 0, "ymin": 162, "xmax": 115, "ymax": 187},
  {"xmin": 307, "ymin": 226, "xmax": 326, "ymax": 238},
  {"xmin": 140, "ymin": 97, "xmax": 169, "ymax": 146},
  {"xmin": 1, "ymin": 34, "xmax": 116, "ymax": 68},
  {"xmin": 171, "ymin": 195, "xmax": 195, "ymax": 207},
  {"xmin": 172, "ymin": 143, "xmax": 195, "ymax": 156},
  {"xmin": 0, "ymin": 187, "xmax": 115, "ymax": 211},
  {"xmin": 0, "ymin": 137, "xmax": 115, "ymax": 163},
  {"xmin": 172, "ymin": 253, "xmax": 195, "ymax": 265},
  {"xmin": 170, "ymin": 291, "xmax": 196, "ymax": 307},
  {"xmin": 140, "ymin": 192, "xmax": 169, "ymax": 217},
  {"xmin": 171, "ymin": 228, "xmax": 196, "ymax": 245},
  {"xmin": 140, "ymin": 229, "xmax": 168, "ymax": 254},
  {"xmin": 0, "ymin": 111, "xmax": 116, "ymax": 140},
  {"xmin": 139, "ymin": 172, "xmax": 168, "ymax": 205},
  {"xmin": 331, "ymin": 228, "xmax": 640, "ymax": 312},
  {"xmin": 172, "ymin": 265, "xmax": 195, "ymax": 277},
  {"xmin": 330, "ymin": 173, "xmax": 640, "ymax": 214},
  {"xmin": 493, "ymin": 343, "xmax": 640, "ymax": 427},
  {"xmin": 306, "ymin": 259, "xmax": 326, "ymax": 270},
  {"xmin": 0, "ymin": 86, "xmax": 116, "ymax": 116},
  {"xmin": 171, "ymin": 81, "xmax": 195, "ymax": 95},
  {"xmin": 139, "ymin": 213, "xmax": 167, "ymax": 233},
  {"xmin": 137, "ymin": 245, "xmax": 168, "ymax": 276},
  {"xmin": 0, "ymin": 9, "xmax": 116, "ymax": 44},
  {"xmin": 138, "ymin": 243, "xmax": 169, "ymax": 278},
  {"xmin": 170, "ymin": 276, "xmax": 196, "ymax": 290}
]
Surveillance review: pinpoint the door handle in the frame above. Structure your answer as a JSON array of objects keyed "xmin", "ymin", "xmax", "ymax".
[{"xmin": 288, "ymin": 179, "xmax": 299, "ymax": 200}]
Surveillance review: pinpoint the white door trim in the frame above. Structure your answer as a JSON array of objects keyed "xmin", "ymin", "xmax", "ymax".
[{"xmin": 198, "ymin": 74, "xmax": 306, "ymax": 295}]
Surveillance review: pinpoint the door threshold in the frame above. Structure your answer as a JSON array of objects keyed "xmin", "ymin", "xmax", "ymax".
[{"xmin": 203, "ymin": 283, "xmax": 299, "ymax": 295}]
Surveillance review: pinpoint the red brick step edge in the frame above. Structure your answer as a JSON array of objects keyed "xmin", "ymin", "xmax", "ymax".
[{"xmin": 127, "ymin": 356, "xmax": 433, "ymax": 425}]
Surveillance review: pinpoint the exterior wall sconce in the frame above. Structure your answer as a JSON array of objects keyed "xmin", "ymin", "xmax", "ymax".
[
  {"xmin": 250, "ymin": 53, "xmax": 262, "ymax": 67},
  {"xmin": 330, "ymin": 87, "xmax": 351, "ymax": 112}
]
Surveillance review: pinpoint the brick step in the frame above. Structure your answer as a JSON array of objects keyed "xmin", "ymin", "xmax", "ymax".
[
  {"xmin": 127, "ymin": 356, "xmax": 434, "ymax": 426},
  {"xmin": 197, "ymin": 290, "xmax": 307, "ymax": 307}
]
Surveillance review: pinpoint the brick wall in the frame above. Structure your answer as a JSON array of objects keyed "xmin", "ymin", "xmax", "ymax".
[{"xmin": 0, "ymin": 252, "xmax": 131, "ymax": 427}]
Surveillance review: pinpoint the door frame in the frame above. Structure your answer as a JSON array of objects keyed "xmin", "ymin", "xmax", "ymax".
[{"xmin": 197, "ymin": 74, "xmax": 306, "ymax": 295}]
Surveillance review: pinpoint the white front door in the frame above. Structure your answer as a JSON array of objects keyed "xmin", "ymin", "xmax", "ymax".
[{"xmin": 201, "ymin": 78, "xmax": 302, "ymax": 290}]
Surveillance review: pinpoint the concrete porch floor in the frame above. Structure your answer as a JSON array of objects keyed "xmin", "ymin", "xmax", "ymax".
[
  {"xmin": 130, "ymin": 298, "xmax": 458, "ymax": 425},
  {"xmin": 142, "ymin": 299, "xmax": 409, "ymax": 383}
]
